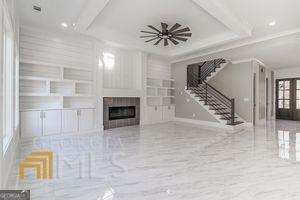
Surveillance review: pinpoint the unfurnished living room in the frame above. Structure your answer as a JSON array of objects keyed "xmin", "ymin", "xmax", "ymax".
[{"xmin": 1, "ymin": 0, "xmax": 300, "ymax": 199}]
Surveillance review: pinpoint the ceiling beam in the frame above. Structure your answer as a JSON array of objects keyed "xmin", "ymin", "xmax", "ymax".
[
  {"xmin": 192, "ymin": 0, "xmax": 253, "ymax": 37},
  {"xmin": 76, "ymin": 0, "xmax": 111, "ymax": 31}
]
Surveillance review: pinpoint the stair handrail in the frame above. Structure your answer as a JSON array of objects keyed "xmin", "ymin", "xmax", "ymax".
[{"xmin": 187, "ymin": 68, "xmax": 235, "ymax": 125}]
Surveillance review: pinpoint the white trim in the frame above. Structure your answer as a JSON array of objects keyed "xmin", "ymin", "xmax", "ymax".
[
  {"xmin": 170, "ymin": 32, "xmax": 239, "ymax": 57},
  {"xmin": 231, "ymin": 58, "xmax": 268, "ymax": 68},
  {"xmin": 192, "ymin": 0, "xmax": 252, "ymax": 37},
  {"xmin": 76, "ymin": 0, "xmax": 111, "ymax": 31},
  {"xmin": 171, "ymin": 29, "xmax": 300, "ymax": 63}
]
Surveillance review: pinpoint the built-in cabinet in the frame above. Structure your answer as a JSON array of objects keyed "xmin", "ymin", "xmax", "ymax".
[
  {"xmin": 146, "ymin": 105, "xmax": 175, "ymax": 123},
  {"xmin": 146, "ymin": 77, "xmax": 175, "ymax": 123},
  {"xmin": 21, "ymin": 108, "xmax": 95, "ymax": 138}
]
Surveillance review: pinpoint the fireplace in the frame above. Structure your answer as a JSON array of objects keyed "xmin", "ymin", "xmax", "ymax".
[
  {"xmin": 109, "ymin": 106, "xmax": 136, "ymax": 120},
  {"xmin": 103, "ymin": 97, "xmax": 140, "ymax": 129}
]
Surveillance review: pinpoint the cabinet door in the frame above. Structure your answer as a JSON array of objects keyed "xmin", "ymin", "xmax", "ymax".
[
  {"xmin": 21, "ymin": 111, "xmax": 42, "ymax": 138},
  {"xmin": 79, "ymin": 109, "xmax": 95, "ymax": 131},
  {"xmin": 61, "ymin": 109, "xmax": 78, "ymax": 133},
  {"xmin": 163, "ymin": 105, "xmax": 175, "ymax": 121},
  {"xmin": 147, "ymin": 106, "xmax": 163, "ymax": 122},
  {"xmin": 43, "ymin": 110, "xmax": 61, "ymax": 136}
]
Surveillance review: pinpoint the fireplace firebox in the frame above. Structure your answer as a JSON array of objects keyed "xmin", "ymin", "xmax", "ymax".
[{"xmin": 109, "ymin": 106, "xmax": 136, "ymax": 120}]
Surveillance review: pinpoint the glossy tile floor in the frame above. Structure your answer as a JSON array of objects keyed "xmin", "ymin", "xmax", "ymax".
[{"xmin": 6, "ymin": 120, "xmax": 300, "ymax": 200}]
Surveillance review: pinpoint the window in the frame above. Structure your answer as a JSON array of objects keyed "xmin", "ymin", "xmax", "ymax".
[
  {"xmin": 278, "ymin": 80, "xmax": 290, "ymax": 109},
  {"xmin": 3, "ymin": 11, "xmax": 14, "ymax": 152}
]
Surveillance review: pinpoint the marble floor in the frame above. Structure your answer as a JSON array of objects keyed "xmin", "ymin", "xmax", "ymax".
[{"xmin": 5, "ymin": 120, "xmax": 300, "ymax": 200}]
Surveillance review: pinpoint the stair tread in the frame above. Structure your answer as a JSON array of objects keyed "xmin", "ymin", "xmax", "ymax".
[
  {"xmin": 220, "ymin": 116, "xmax": 238, "ymax": 120},
  {"xmin": 209, "ymin": 108, "xmax": 227, "ymax": 110},
  {"xmin": 227, "ymin": 121, "xmax": 244, "ymax": 126},
  {"xmin": 215, "ymin": 112, "xmax": 231, "ymax": 115},
  {"xmin": 208, "ymin": 103, "xmax": 222, "ymax": 106}
]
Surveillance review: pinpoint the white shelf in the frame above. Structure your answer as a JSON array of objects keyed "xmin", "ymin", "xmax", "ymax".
[
  {"xmin": 19, "ymin": 59, "xmax": 95, "ymax": 111},
  {"xmin": 146, "ymin": 76, "xmax": 175, "ymax": 106},
  {"xmin": 20, "ymin": 59, "xmax": 93, "ymax": 72},
  {"xmin": 20, "ymin": 76, "xmax": 92, "ymax": 84}
]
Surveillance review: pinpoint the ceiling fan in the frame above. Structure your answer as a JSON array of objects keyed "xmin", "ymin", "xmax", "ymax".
[{"xmin": 140, "ymin": 22, "xmax": 192, "ymax": 46}]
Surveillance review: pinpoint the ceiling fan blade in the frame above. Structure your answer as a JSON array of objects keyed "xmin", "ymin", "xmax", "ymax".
[
  {"xmin": 147, "ymin": 25, "xmax": 161, "ymax": 33},
  {"xmin": 154, "ymin": 38, "xmax": 163, "ymax": 45},
  {"xmin": 172, "ymin": 27, "xmax": 191, "ymax": 34},
  {"xmin": 173, "ymin": 36, "xmax": 188, "ymax": 42},
  {"xmin": 140, "ymin": 35, "xmax": 158, "ymax": 38},
  {"xmin": 169, "ymin": 23, "xmax": 181, "ymax": 32},
  {"xmin": 173, "ymin": 33, "xmax": 192, "ymax": 37},
  {"xmin": 141, "ymin": 30, "xmax": 158, "ymax": 35},
  {"xmin": 168, "ymin": 38, "xmax": 179, "ymax": 45},
  {"xmin": 164, "ymin": 38, "xmax": 168, "ymax": 46},
  {"xmin": 146, "ymin": 37, "xmax": 159, "ymax": 43},
  {"xmin": 161, "ymin": 23, "xmax": 168, "ymax": 32}
]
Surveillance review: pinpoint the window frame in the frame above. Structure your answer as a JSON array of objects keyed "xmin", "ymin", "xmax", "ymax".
[{"xmin": 2, "ymin": 7, "xmax": 15, "ymax": 154}]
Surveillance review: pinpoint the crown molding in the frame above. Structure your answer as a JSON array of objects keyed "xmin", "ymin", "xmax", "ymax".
[
  {"xmin": 76, "ymin": 0, "xmax": 111, "ymax": 31},
  {"xmin": 171, "ymin": 28, "xmax": 300, "ymax": 63}
]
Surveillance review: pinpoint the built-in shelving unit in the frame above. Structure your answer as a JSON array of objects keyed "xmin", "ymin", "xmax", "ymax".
[
  {"xmin": 146, "ymin": 77, "xmax": 175, "ymax": 106},
  {"xmin": 19, "ymin": 59, "xmax": 95, "ymax": 111}
]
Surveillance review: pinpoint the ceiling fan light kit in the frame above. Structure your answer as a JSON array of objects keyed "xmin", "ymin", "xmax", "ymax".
[{"xmin": 140, "ymin": 22, "xmax": 192, "ymax": 46}]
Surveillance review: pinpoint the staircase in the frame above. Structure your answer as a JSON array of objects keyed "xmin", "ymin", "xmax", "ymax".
[{"xmin": 186, "ymin": 59, "xmax": 244, "ymax": 126}]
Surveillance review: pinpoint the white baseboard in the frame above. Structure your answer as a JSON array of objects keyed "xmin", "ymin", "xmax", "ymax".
[{"xmin": 142, "ymin": 119, "xmax": 174, "ymax": 125}]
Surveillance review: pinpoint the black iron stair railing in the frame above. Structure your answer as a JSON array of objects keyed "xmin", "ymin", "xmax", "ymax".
[{"xmin": 187, "ymin": 68, "xmax": 236, "ymax": 125}]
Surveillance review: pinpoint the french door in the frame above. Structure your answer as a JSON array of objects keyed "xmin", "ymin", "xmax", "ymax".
[{"xmin": 276, "ymin": 78, "xmax": 300, "ymax": 120}]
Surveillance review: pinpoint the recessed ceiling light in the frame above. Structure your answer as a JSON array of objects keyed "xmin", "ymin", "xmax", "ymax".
[
  {"xmin": 61, "ymin": 23, "xmax": 68, "ymax": 28},
  {"xmin": 269, "ymin": 21, "xmax": 276, "ymax": 26}
]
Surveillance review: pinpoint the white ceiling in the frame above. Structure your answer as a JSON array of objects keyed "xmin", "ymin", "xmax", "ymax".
[
  {"xmin": 17, "ymin": 0, "xmax": 85, "ymax": 31},
  {"xmin": 16, "ymin": 0, "xmax": 300, "ymax": 69},
  {"xmin": 221, "ymin": 0, "xmax": 300, "ymax": 38},
  {"xmin": 91, "ymin": 0, "xmax": 231, "ymax": 49},
  {"xmin": 180, "ymin": 32, "xmax": 300, "ymax": 69}
]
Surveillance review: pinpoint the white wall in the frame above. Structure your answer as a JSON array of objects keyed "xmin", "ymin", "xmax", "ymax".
[
  {"xmin": 0, "ymin": 0, "xmax": 19, "ymax": 188},
  {"xmin": 147, "ymin": 54, "xmax": 171, "ymax": 79},
  {"xmin": 101, "ymin": 45, "xmax": 142, "ymax": 90}
]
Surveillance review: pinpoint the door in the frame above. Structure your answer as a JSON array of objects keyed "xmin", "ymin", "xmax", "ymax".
[
  {"xmin": 43, "ymin": 110, "xmax": 61, "ymax": 136},
  {"xmin": 79, "ymin": 109, "xmax": 95, "ymax": 131},
  {"xmin": 62, "ymin": 109, "xmax": 78, "ymax": 133},
  {"xmin": 253, "ymin": 73, "xmax": 256, "ymax": 125},
  {"xmin": 147, "ymin": 106, "xmax": 163, "ymax": 122},
  {"xmin": 266, "ymin": 78, "xmax": 269, "ymax": 120},
  {"xmin": 21, "ymin": 111, "xmax": 42, "ymax": 138},
  {"xmin": 294, "ymin": 80, "xmax": 300, "ymax": 120},
  {"xmin": 162, "ymin": 105, "xmax": 175, "ymax": 121},
  {"xmin": 276, "ymin": 79, "xmax": 293, "ymax": 120}
]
